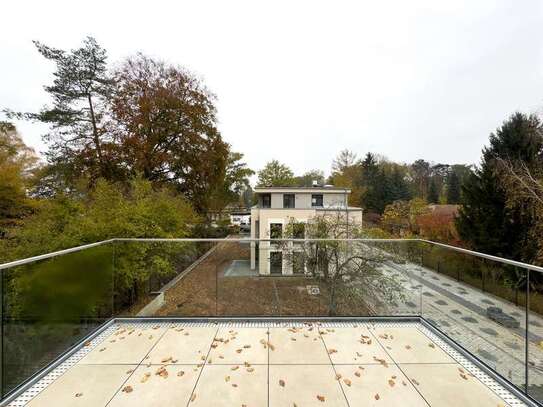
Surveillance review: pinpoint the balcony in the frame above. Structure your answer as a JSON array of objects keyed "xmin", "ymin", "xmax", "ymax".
[{"xmin": 0, "ymin": 239, "xmax": 542, "ymax": 406}]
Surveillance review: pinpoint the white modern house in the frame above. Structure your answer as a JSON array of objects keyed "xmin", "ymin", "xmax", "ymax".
[{"xmin": 250, "ymin": 184, "xmax": 363, "ymax": 275}]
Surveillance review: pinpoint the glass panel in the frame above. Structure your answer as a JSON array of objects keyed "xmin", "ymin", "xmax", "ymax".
[
  {"xmin": 112, "ymin": 240, "xmax": 216, "ymax": 317},
  {"xmin": 528, "ymin": 268, "xmax": 543, "ymax": 403},
  {"xmin": 1, "ymin": 243, "xmax": 114, "ymax": 396},
  {"xmin": 419, "ymin": 241, "xmax": 527, "ymax": 393}
]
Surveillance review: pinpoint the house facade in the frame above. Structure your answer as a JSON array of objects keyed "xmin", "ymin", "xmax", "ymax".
[{"xmin": 250, "ymin": 185, "xmax": 363, "ymax": 275}]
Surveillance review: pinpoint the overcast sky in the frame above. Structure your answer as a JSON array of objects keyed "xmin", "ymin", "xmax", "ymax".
[{"xmin": 1, "ymin": 0, "xmax": 542, "ymax": 177}]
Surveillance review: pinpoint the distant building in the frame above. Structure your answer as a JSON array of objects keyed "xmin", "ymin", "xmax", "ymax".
[{"xmin": 250, "ymin": 184, "xmax": 363, "ymax": 275}]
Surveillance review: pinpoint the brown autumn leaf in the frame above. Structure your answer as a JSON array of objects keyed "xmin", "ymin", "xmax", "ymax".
[
  {"xmin": 99, "ymin": 347, "xmax": 106, "ymax": 352},
  {"xmin": 161, "ymin": 356, "xmax": 173, "ymax": 363},
  {"xmin": 236, "ymin": 349, "xmax": 243, "ymax": 353},
  {"xmin": 232, "ymin": 383, "xmax": 238, "ymax": 388},
  {"xmin": 343, "ymin": 378, "xmax": 352, "ymax": 387},
  {"xmin": 411, "ymin": 378, "xmax": 420, "ymax": 386},
  {"xmin": 405, "ymin": 345, "xmax": 412, "ymax": 350},
  {"xmin": 141, "ymin": 372, "xmax": 151, "ymax": 383},
  {"xmin": 126, "ymin": 369, "xmax": 134, "ymax": 374},
  {"xmin": 225, "ymin": 375, "xmax": 231, "ymax": 382},
  {"xmin": 231, "ymin": 366, "xmax": 239, "ymax": 371},
  {"xmin": 190, "ymin": 393, "xmax": 196, "ymax": 402},
  {"xmin": 155, "ymin": 366, "xmax": 169, "ymax": 379},
  {"xmin": 388, "ymin": 379, "xmax": 395, "ymax": 387},
  {"xmin": 328, "ymin": 349, "xmax": 338, "ymax": 354},
  {"xmin": 317, "ymin": 395, "xmax": 325, "ymax": 402},
  {"xmin": 122, "ymin": 385, "xmax": 133, "ymax": 393},
  {"xmin": 460, "ymin": 373, "xmax": 468, "ymax": 380},
  {"xmin": 375, "ymin": 393, "xmax": 380, "ymax": 400},
  {"xmin": 75, "ymin": 393, "xmax": 83, "ymax": 398},
  {"xmin": 354, "ymin": 371, "xmax": 361, "ymax": 377},
  {"xmin": 428, "ymin": 343, "xmax": 435, "ymax": 348},
  {"xmin": 177, "ymin": 371, "xmax": 185, "ymax": 377},
  {"xmin": 247, "ymin": 367, "xmax": 255, "ymax": 373},
  {"xmin": 279, "ymin": 379, "xmax": 286, "ymax": 387}
]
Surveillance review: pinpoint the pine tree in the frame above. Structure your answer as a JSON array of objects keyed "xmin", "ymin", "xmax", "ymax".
[
  {"xmin": 427, "ymin": 179, "xmax": 439, "ymax": 203},
  {"xmin": 456, "ymin": 112, "xmax": 543, "ymax": 261},
  {"xmin": 446, "ymin": 171, "xmax": 461, "ymax": 204},
  {"xmin": 5, "ymin": 37, "xmax": 115, "ymax": 186}
]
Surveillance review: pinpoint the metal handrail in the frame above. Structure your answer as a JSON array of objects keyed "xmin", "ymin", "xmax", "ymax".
[{"xmin": 1, "ymin": 237, "xmax": 543, "ymax": 274}]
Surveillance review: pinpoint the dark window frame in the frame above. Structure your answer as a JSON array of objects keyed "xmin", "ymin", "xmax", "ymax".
[
  {"xmin": 270, "ymin": 251, "xmax": 283, "ymax": 274},
  {"xmin": 270, "ymin": 223, "xmax": 283, "ymax": 239},
  {"xmin": 261, "ymin": 193, "xmax": 271, "ymax": 208},
  {"xmin": 311, "ymin": 194, "xmax": 323, "ymax": 207},
  {"xmin": 283, "ymin": 193, "xmax": 295, "ymax": 208}
]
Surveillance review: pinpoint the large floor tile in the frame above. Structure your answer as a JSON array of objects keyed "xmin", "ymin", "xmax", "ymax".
[
  {"xmin": 190, "ymin": 364, "xmax": 267, "ymax": 406},
  {"xmin": 269, "ymin": 364, "xmax": 348, "ymax": 406},
  {"xmin": 269, "ymin": 326, "xmax": 330, "ymax": 364},
  {"xmin": 108, "ymin": 364, "xmax": 200, "ymax": 407},
  {"xmin": 321, "ymin": 327, "xmax": 393, "ymax": 364},
  {"xmin": 334, "ymin": 364, "xmax": 428, "ymax": 406},
  {"xmin": 147, "ymin": 326, "xmax": 216, "ymax": 364},
  {"xmin": 372, "ymin": 327, "xmax": 455, "ymax": 363},
  {"xmin": 208, "ymin": 327, "xmax": 268, "ymax": 364},
  {"xmin": 400, "ymin": 364, "xmax": 511, "ymax": 407},
  {"xmin": 79, "ymin": 326, "xmax": 167, "ymax": 364},
  {"xmin": 27, "ymin": 364, "xmax": 133, "ymax": 407}
]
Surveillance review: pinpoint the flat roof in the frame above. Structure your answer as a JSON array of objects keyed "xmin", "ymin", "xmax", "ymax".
[
  {"xmin": 254, "ymin": 186, "xmax": 351, "ymax": 194},
  {"xmin": 6, "ymin": 319, "xmax": 529, "ymax": 407}
]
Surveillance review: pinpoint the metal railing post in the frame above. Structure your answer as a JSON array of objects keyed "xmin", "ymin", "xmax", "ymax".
[{"xmin": 525, "ymin": 268, "xmax": 530, "ymax": 394}]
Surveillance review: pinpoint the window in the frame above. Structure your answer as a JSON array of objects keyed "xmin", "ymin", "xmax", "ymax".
[
  {"xmin": 270, "ymin": 223, "xmax": 282, "ymax": 239},
  {"xmin": 292, "ymin": 252, "xmax": 305, "ymax": 274},
  {"xmin": 311, "ymin": 194, "xmax": 323, "ymax": 207},
  {"xmin": 292, "ymin": 222, "xmax": 305, "ymax": 239},
  {"xmin": 261, "ymin": 193, "xmax": 271, "ymax": 208},
  {"xmin": 270, "ymin": 251, "xmax": 282, "ymax": 274},
  {"xmin": 283, "ymin": 193, "xmax": 295, "ymax": 208}
]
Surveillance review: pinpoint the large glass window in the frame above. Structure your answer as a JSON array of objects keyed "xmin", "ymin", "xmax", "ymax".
[
  {"xmin": 311, "ymin": 194, "xmax": 323, "ymax": 207},
  {"xmin": 261, "ymin": 193, "xmax": 271, "ymax": 208},
  {"xmin": 283, "ymin": 193, "xmax": 295, "ymax": 208},
  {"xmin": 270, "ymin": 251, "xmax": 283, "ymax": 274},
  {"xmin": 292, "ymin": 222, "xmax": 305, "ymax": 239},
  {"xmin": 270, "ymin": 223, "xmax": 282, "ymax": 239}
]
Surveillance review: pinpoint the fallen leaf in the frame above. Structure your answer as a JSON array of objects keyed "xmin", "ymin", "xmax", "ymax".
[
  {"xmin": 225, "ymin": 375, "xmax": 231, "ymax": 382},
  {"xmin": 317, "ymin": 395, "xmax": 325, "ymax": 402},
  {"xmin": 190, "ymin": 393, "xmax": 196, "ymax": 402},
  {"xmin": 388, "ymin": 379, "xmax": 395, "ymax": 387},
  {"xmin": 177, "ymin": 371, "xmax": 185, "ymax": 377},
  {"xmin": 122, "ymin": 385, "xmax": 133, "ymax": 393},
  {"xmin": 231, "ymin": 366, "xmax": 239, "ymax": 371},
  {"xmin": 141, "ymin": 373, "xmax": 151, "ymax": 383},
  {"xmin": 155, "ymin": 366, "xmax": 169, "ymax": 379},
  {"xmin": 343, "ymin": 378, "xmax": 352, "ymax": 387},
  {"xmin": 279, "ymin": 379, "xmax": 286, "ymax": 387},
  {"xmin": 354, "ymin": 371, "xmax": 361, "ymax": 377},
  {"xmin": 428, "ymin": 343, "xmax": 435, "ymax": 348},
  {"xmin": 75, "ymin": 393, "xmax": 83, "ymax": 398},
  {"xmin": 375, "ymin": 393, "xmax": 380, "ymax": 400}
]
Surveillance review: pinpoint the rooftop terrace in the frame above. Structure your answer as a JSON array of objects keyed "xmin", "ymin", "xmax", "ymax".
[
  {"xmin": 5, "ymin": 320, "xmax": 528, "ymax": 407},
  {"xmin": 1, "ymin": 238, "xmax": 542, "ymax": 406}
]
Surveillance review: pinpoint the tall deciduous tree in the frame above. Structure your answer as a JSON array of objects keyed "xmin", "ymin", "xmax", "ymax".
[
  {"xmin": 257, "ymin": 160, "xmax": 295, "ymax": 186},
  {"xmin": 110, "ymin": 54, "xmax": 230, "ymax": 213},
  {"xmin": 6, "ymin": 37, "xmax": 116, "ymax": 186},
  {"xmin": 0, "ymin": 123, "xmax": 39, "ymax": 234},
  {"xmin": 456, "ymin": 112, "xmax": 543, "ymax": 262},
  {"xmin": 294, "ymin": 169, "xmax": 325, "ymax": 187}
]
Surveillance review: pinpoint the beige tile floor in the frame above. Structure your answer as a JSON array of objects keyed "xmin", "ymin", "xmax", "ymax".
[{"xmin": 13, "ymin": 322, "xmax": 523, "ymax": 407}]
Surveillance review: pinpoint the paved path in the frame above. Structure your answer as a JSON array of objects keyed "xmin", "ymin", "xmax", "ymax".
[{"xmin": 376, "ymin": 257, "xmax": 543, "ymax": 390}]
